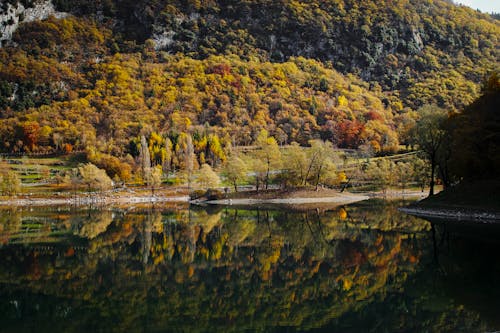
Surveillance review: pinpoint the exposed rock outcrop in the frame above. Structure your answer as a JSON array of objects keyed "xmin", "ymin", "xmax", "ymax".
[{"xmin": 0, "ymin": 0, "xmax": 67, "ymax": 46}]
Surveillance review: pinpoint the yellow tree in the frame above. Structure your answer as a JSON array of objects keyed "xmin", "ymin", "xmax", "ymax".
[
  {"xmin": 0, "ymin": 168, "xmax": 21, "ymax": 196},
  {"xmin": 255, "ymin": 129, "xmax": 282, "ymax": 190},
  {"xmin": 195, "ymin": 163, "xmax": 221, "ymax": 190},
  {"xmin": 224, "ymin": 154, "xmax": 248, "ymax": 192},
  {"xmin": 139, "ymin": 135, "xmax": 152, "ymax": 185},
  {"xmin": 282, "ymin": 142, "xmax": 307, "ymax": 186},
  {"xmin": 306, "ymin": 140, "xmax": 337, "ymax": 190},
  {"xmin": 77, "ymin": 163, "xmax": 113, "ymax": 193},
  {"xmin": 176, "ymin": 132, "xmax": 196, "ymax": 188}
]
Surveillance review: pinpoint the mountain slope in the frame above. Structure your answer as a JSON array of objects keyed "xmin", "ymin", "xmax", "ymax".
[
  {"xmin": 45, "ymin": 0, "xmax": 500, "ymax": 111},
  {"xmin": 0, "ymin": 0, "xmax": 498, "ymax": 157}
]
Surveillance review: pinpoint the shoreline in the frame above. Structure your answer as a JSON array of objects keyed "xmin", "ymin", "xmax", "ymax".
[
  {"xmin": 399, "ymin": 207, "xmax": 500, "ymax": 223},
  {"xmin": 201, "ymin": 192, "xmax": 370, "ymax": 206},
  {"xmin": 0, "ymin": 194, "xmax": 191, "ymax": 207},
  {"xmin": 399, "ymin": 179, "xmax": 500, "ymax": 223},
  {"xmin": 0, "ymin": 188, "xmax": 426, "ymax": 208}
]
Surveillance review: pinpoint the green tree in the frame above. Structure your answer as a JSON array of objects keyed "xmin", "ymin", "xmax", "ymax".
[
  {"xmin": 396, "ymin": 161, "xmax": 413, "ymax": 194},
  {"xmin": 307, "ymin": 140, "xmax": 337, "ymax": 190},
  {"xmin": 365, "ymin": 159, "xmax": 397, "ymax": 195}
]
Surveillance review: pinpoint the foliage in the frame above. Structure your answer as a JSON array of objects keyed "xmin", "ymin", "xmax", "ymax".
[
  {"xmin": 0, "ymin": 165, "xmax": 21, "ymax": 196},
  {"xmin": 0, "ymin": 0, "xmax": 497, "ymax": 191},
  {"xmin": 195, "ymin": 163, "xmax": 220, "ymax": 190},
  {"xmin": 254, "ymin": 129, "xmax": 282, "ymax": 190},
  {"xmin": 413, "ymin": 105, "xmax": 448, "ymax": 195},
  {"xmin": 76, "ymin": 163, "xmax": 113, "ymax": 192},
  {"xmin": 224, "ymin": 154, "xmax": 248, "ymax": 191},
  {"xmin": 42, "ymin": 0, "xmax": 498, "ymax": 111},
  {"xmin": 1, "ymin": 16, "xmax": 410, "ymax": 158},
  {"xmin": 445, "ymin": 73, "xmax": 500, "ymax": 181}
]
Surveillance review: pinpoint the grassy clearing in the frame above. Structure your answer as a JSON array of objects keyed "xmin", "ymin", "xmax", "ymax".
[{"xmin": 2, "ymin": 155, "xmax": 74, "ymax": 184}]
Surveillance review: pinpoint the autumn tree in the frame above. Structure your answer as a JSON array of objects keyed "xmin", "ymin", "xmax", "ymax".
[
  {"xmin": 0, "ymin": 169, "xmax": 21, "ymax": 196},
  {"xmin": 139, "ymin": 135, "xmax": 152, "ymax": 185},
  {"xmin": 306, "ymin": 140, "xmax": 338, "ymax": 189},
  {"xmin": 162, "ymin": 137, "xmax": 173, "ymax": 175},
  {"xmin": 149, "ymin": 132, "xmax": 168, "ymax": 167},
  {"xmin": 255, "ymin": 130, "xmax": 282, "ymax": 190},
  {"xmin": 413, "ymin": 105, "xmax": 448, "ymax": 196},
  {"xmin": 195, "ymin": 164, "xmax": 220, "ymax": 190},
  {"xmin": 176, "ymin": 132, "xmax": 196, "ymax": 188},
  {"xmin": 224, "ymin": 154, "xmax": 248, "ymax": 192},
  {"xmin": 77, "ymin": 163, "xmax": 113, "ymax": 193},
  {"xmin": 150, "ymin": 165, "xmax": 163, "ymax": 196},
  {"xmin": 20, "ymin": 121, "xmax": 40, "ymax": 152},
  {"xmin": 282, "ymin": 142, "xmax": 308, "ymax": 187}
]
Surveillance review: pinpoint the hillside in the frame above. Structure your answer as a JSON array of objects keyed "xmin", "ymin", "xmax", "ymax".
[
  {"xmin": 0, "ymin": 15, "xmax": 405, "ymax": 155},
  {"xmin": 0, "ymin": 0, "xmax": 497, "ymax": 166},
  {"xmin": 1, "ymin": 1, "xmax": 498, "ymax": 111}
]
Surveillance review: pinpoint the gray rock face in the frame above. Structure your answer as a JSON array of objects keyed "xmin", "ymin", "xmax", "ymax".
[{"xmin": 0, "ymin": 0, "xmax": 67, "ymax": 47}]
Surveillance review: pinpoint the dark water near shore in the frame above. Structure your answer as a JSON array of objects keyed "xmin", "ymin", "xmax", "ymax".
[{"xmin": 0, "ymin": 199, "xmax": 499, "ymax": 332}]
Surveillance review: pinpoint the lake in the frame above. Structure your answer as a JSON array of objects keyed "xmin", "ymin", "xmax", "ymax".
[{"xmin": 0, "ymin": 199, "xmax": 499, "ymax": 332}]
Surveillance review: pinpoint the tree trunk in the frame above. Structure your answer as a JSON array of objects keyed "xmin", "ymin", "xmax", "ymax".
[
  {"xmin": 314, "ymin": 165, "xmax": 323, "ymax": 191},
  {"xmin": 265, "ymin": 159, "xmax": 270, "ymax": 190},
  {"xmin": 429, "ymin": 157, "xmax": 435, "ymax": 196}
]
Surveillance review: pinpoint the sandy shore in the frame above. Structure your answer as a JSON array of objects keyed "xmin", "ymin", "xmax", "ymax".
[
  {"xmin": 367, "ymin": 189, "xmax": 427, "ymax": 199},
  {"xmin": 1, "ymin": 188, "xmax": 423, "ymax": 208},
  {"xmin": 203, "ymin": 192, "xmax": 369, "ymax": 206}
]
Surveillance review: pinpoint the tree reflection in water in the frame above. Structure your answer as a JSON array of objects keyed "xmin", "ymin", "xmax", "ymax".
[{"xmin": 0, "ymin": 200, "xmax": 498, "ymax": 332}]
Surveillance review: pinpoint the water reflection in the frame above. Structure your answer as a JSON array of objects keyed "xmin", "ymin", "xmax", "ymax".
[{"xmin": 0, "ymin": 201, "xmax": 497, "ymax": 332}]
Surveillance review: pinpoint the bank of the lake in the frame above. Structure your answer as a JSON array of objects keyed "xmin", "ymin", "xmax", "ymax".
[
  {"xmin": 1, "ymin": 187, "xmax": 376, "ymax": 208},
  {"xmin": 401, "ymin": 179, "xmax": 500, "ymax": 222},
  {"xmin": 0, "ymin": 187, "xmax": 190, "ymax": 207}
]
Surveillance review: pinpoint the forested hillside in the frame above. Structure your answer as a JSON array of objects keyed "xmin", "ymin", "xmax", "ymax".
[
  {"xmin": 0, "ymin": 16, "xmax": 406, "ymax": 155},
  {"xmin": 47, "ymin": 0, "xmax": 499, "ymax": 110},
  {"xmin": 0, "ymin": 0, "xmax": 498, "ymax": 185}
]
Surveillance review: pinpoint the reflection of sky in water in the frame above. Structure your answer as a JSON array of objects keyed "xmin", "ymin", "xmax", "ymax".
[{"xmin": 0, "ymin": 201, "xmax": 499, "ymax": 332}]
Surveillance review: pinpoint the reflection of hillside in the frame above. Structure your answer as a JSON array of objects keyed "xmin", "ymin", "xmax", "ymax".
[{"xmin": 0, "ymin": 203, "xmax": 433, "ymax": 332}]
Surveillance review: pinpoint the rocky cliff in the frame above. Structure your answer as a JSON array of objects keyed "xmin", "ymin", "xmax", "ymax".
[{"xmin": 0, "ymin": 0, "xmax": 67, "ymax": 46}]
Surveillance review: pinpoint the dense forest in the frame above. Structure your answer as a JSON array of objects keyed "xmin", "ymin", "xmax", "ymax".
[{"xmin": 0, "ymin": 0, "xmax": 498, "ymax": 190}]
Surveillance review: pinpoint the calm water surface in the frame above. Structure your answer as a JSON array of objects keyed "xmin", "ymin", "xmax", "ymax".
[{"xmin": 0, "ymin": 199, "xmax": 499, "ymax": 332}]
